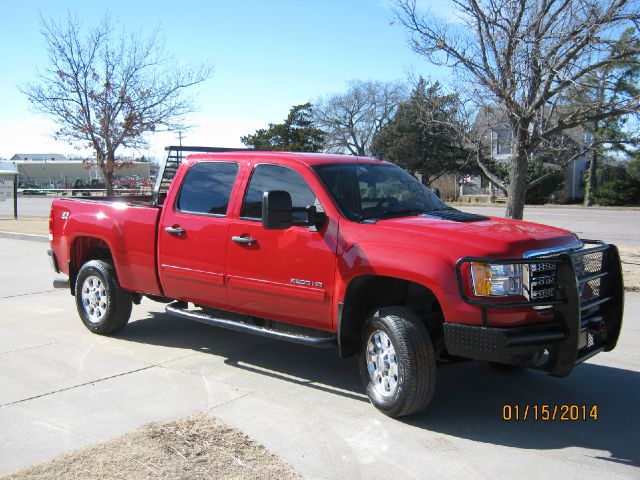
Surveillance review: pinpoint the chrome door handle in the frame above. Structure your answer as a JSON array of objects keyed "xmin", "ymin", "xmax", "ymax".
[
  {"xmin": 165, "ymin": 226, "xmax": 185, "ymax": 236},
  {"xmin": 232, "ymin": 235, "xmax": 256, "ymax": 245}
]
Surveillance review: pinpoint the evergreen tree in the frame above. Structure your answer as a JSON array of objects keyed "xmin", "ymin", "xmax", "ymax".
[
  {"xmin": 241, "ymin": 103, "xmax": 325, "ymax": 152},
  {"xmin": 568, "ymin": 29, "xmax": 640, "ymax": 206}
]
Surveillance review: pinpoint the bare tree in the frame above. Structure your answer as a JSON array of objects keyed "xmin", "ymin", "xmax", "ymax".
[
  {"xmin": 314, "ymin": 80, "xmax": 407, "ymax": 156},
  {"xmin": 21, "ymin": 14, "xmax": 212, "ymax": 195},
  {"xmin": 395, "ymin": 0, "xmax": 640, "ymax": 219}
]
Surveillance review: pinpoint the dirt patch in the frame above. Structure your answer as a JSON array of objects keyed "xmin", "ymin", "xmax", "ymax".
[
  {"xmin": 619, "ymin": 245, "xmax": 640, "ymax": 292},
  {"xmin": 2, "ymin": 413, "xmax": 300, "ymax": 480},
  {"xmin": 0, "ymin": 217, "xmax": 48, "ymax": 235}
]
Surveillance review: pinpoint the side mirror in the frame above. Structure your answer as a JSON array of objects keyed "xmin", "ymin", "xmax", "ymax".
[
  {"xmin": 306, "ymin": 205, "xmax": 327, "ymax": 229},
  {"xmin": 262, "ymin": 190, "xmax": 293, "ymax": 230}
]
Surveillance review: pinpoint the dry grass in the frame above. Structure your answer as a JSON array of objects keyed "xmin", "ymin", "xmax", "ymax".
[
  {"xmin": 2, "ymin": 413, "xmax": 300, "ymax": 480},
  {"xmin": 0, "ymin": 216, "xmax": 48, "ymax": 235}
]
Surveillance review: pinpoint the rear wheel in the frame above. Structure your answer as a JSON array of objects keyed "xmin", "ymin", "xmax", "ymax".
[
  {"xmin": 359, "ymin": 307, "xmax": 436, "ymax": 418},
  {"xmin": 75, "ymin": 260, "xmax": 132, "ymax": 335}
]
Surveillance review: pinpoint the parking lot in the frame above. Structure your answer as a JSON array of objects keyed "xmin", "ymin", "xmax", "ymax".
[{"xmin": 0, "ymin": 236, "xmax": 638, "ymax": 479}]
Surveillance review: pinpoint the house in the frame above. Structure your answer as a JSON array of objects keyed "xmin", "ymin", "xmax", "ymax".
[{"xmin": 472, "ymin": 108, "xmax": 592, "ymax": 201}]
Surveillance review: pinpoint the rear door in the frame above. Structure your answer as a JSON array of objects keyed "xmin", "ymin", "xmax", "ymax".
[
  {"xmin": 157, "ymin": 160, "xmax": 241, "ymax": 308},
  {"xmin": 226, "ymin": 162, "xmax": 338, "ymax": 329}
]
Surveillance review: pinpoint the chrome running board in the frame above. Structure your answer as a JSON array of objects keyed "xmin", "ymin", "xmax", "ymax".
[{"xmin": 165, "ymin": 302, "xmax": 337, "ymax": 348}]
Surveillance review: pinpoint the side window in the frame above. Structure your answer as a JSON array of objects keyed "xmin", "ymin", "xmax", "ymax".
[
  {"xmin": 177, "ymin": 162, "xmax": 239, "ymax": 216},
  {"xmin": 241, "ymin": 164, "xmax": 316, "ymax": 222}
]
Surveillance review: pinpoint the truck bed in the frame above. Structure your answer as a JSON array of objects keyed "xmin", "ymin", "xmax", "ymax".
[{"xmin": 50, "ymin": 197, "xmax": 163, "ymax": 296}]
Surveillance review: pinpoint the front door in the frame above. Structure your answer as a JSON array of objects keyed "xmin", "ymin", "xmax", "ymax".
[
  {"xmin": 227, "ymin": 163, "xmax": 338, "ymax": 329},
  {"xmin": 158, "ymin": 160, "xmax": 240, "ymax": 308}
]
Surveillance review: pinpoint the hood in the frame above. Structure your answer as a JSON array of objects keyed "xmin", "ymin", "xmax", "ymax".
[{"xmin": 372, "ymin": 214, "xmax": 579, "ymax": 259}]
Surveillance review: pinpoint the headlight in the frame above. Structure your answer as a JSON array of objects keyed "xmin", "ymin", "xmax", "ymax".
[{"xmin": 471, "ymin": 262, "xmax": 523, "ymax": 297}]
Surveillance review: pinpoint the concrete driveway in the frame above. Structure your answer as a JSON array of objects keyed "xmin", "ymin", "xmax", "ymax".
[{"xmin": 0, "ymin": 237, "xmax": 638, "ymax": 479}]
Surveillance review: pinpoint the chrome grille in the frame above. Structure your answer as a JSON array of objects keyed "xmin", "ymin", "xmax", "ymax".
[
  {"xmin": 524, "ymin": 246, "xmax": 606, "ymax": 303},
  {"xmin": 524, "ymin": 260, "xmax": 557, "ymax": 301}
]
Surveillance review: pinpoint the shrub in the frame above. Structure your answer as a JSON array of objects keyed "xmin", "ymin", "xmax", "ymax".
[{"xmin": 595, "ymin": 178, "xmax": 640, "ymax": 206}]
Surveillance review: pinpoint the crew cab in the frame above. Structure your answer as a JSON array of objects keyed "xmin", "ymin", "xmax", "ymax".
[{"xmin": 48, "ymin": 146, "xmax": 624, "ymax": 417}]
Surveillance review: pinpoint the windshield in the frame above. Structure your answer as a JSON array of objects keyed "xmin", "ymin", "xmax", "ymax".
[{"xmin": 313, "ymin": 162, "xmax": 449, "ymax": 222}]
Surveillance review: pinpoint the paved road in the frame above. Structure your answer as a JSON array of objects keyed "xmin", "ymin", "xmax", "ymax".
[
  {"xmin": 0, "ymin": 237, "xmax": 638, "ymax": 479},
  {"xmin": 0, "ymin": 196, "xmax": 56, "ymax": 218},
  {"xmin": 458, "ymin": 205, "xmax": 640, "ymax": 246}
]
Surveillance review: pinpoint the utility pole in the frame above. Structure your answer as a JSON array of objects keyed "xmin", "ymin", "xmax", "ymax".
[{"xmin": 177, "ymin": 131, "xmax": 184, "ymax": 161}]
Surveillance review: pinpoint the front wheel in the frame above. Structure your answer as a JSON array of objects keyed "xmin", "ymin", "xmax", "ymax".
[
  {"xmin": 359, "ymin": 307, "xmax": 437, "ymax": 418},
  {"xmin": 75, "ymin": 260, "xmax": 132, "ymax": 335}
]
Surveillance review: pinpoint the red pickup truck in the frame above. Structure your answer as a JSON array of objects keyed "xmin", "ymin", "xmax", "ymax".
[{"xmin": 48, "ymin": 146, "xmax": 624, "ymax": 417}]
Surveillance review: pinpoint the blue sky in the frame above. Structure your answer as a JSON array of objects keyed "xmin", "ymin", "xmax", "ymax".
[{"xmin": 0, "ymin": 0, "xmax": 453, "ymax": 160}]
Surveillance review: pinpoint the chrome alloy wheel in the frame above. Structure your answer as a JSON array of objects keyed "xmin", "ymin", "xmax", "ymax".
[
  {"xmin": 366, "ymin": 330, "xmax": 399, "ymax": 397},
  {"xmin": 81, "ymin": 275, "xmax": 108, "ymax": 324}
]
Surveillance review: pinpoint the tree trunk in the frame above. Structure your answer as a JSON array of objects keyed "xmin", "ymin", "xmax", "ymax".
[
  {"xmin": 103, "ymin": 151, "xmax": 115, "ymax": 197},
  {"xmin": 583, "ymin": 150, "xmax": 597, "ymax": 206},
  {"xmin": 504, "ymin": 152, "xmax": 528, "ymax": 220},
  {"xmin": 104, "ymin": 170, "xmax": 114, "ymax": 197},
  {"xmin": 583, "ymin": 126, "xmax": 598, "ymax": 207}
]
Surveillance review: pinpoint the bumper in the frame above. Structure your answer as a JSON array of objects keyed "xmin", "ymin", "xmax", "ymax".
[
  {"xmin": 48, "ymin": 249, "xmax": 70, "ymax": 289},
  {"xmin": 446, "ymin": 241, "xmax": 624, "ymax": 376}
]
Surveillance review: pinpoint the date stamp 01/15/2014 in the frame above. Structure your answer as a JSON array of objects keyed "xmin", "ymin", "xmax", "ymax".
[{"xmin": 502, "ymin": 404, "xmax": 599, "ymax": 422}]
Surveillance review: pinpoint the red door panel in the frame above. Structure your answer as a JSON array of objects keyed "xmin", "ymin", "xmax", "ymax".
[
  {"xmin": 158, "ymin": 212, "xmax": 230, "ymax": 307},
  {"xmin": 157, "ymin": 160, "xmax": 242, "ymax": 308},
  {"xmin": 227, "ymin": 219, "xmax": 339, "ymax": 329}
]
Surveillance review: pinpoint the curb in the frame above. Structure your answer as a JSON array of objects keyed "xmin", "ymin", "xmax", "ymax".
[{"xmin": 0, "ymin": 231, "xmax": 49, "ymax": 243}]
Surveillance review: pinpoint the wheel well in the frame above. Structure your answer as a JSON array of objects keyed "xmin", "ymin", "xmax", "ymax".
[
  {"xmin": 69, "ymin": 236, "xmax": 113, "ymax": 294},
  {"xmin": 339, "ymin": 275, "xmax": 443, "ymax": 358}
]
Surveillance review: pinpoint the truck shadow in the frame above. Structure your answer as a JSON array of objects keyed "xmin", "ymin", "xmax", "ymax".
[
  {"xmin": 119, "ymin": 310, "xmax": 639, "ymax": 468},
  {"xmin": 120, "ymin": 311, "xmax": 365, "ymax": 401}
]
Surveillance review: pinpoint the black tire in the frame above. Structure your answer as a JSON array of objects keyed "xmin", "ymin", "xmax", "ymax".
[
  {"xmin": 75, "ymin": 260, "xmax": 132, "ymax": 335},
  {"xmin": 359, "ymin": 307, "xmax": 437, "ymax": 418}
]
